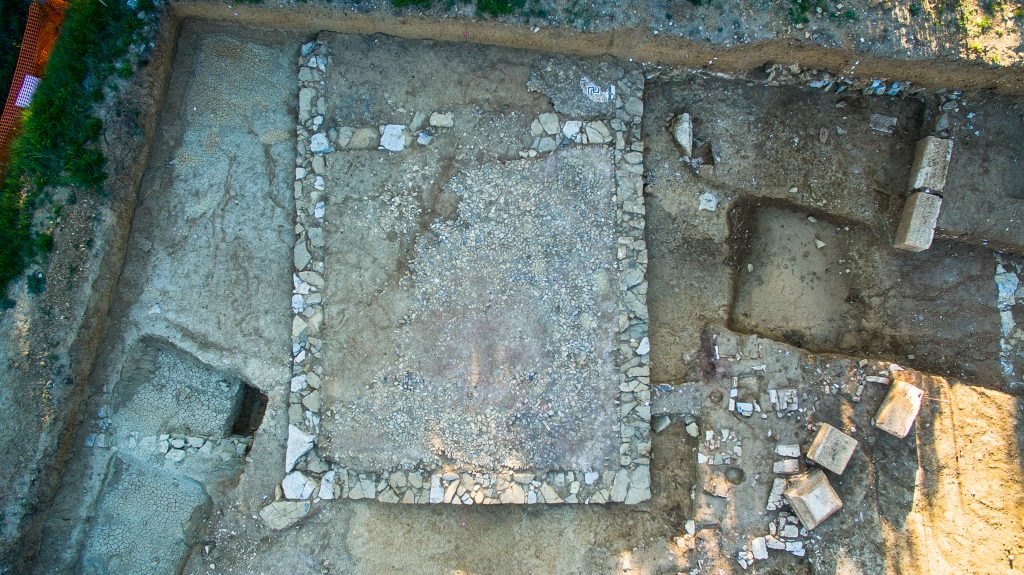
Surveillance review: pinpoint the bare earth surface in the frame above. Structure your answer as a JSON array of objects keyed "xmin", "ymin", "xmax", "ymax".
[{"xmin": 0, "ymin": 3, "xmax": 1023, "ymax": 575}]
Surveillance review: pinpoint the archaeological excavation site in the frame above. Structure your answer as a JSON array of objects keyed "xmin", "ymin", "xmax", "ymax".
[{"xmin": 0, "ymin": 0, "xmax": 1022, "ymax": 573}]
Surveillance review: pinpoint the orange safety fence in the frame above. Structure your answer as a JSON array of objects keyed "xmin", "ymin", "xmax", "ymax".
[{"xmin": 0, "ymin": 0, "xmax": 69, "ymax": 173}]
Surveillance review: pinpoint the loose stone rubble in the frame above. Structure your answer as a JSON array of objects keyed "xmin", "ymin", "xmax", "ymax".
[{"xmin": 270, "ymin": 38, "xmax": 653, "ymax": 511}]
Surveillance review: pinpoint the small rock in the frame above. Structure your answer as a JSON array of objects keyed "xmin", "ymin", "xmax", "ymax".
[
  {"xmin": 380, "ymin": 124, "xmax": 407, "ymax": 152},
  {"xmin": 429, "ymin": 112, "xmax": 454, "ymax": 128},
  {"xmin": 652, "ymin": 415, "xmax": 671, "ymax": 433},
  {"xmin": 309, "ymin": 133, "xmax": 331, "ymax": 154},
  {"xmin": 698, "ymin": 191, "xmax": 717, "ymax": 212}
]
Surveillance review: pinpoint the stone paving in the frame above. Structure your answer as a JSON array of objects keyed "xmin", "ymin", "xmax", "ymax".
[{"xmin": 280, "ymin": 36, "xmax": 651, "ymax": 507}]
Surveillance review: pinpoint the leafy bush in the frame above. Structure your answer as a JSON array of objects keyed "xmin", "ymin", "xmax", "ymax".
[{"xmin": 0, "ymin": 0, "xmax": 146, "ymax": 294}]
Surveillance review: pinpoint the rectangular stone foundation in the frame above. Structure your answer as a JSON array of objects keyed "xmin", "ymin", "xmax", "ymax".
[{"xmin": 280, "ymin": 34, "xmax": 652, "ymax": 505}]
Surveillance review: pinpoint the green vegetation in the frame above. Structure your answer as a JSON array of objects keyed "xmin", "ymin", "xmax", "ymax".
[
  {"xmin": 0, "ymin": 0, "xmax": 149, "ymax": 295},
  {"xmin": 392, "ymin": 0, "xmax": 432, "ymax": 7}
]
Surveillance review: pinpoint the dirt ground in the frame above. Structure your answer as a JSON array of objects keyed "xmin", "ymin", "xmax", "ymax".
[{"xmin": 1, "ymin": 2, "xmax": 1023, "ymax": 575}]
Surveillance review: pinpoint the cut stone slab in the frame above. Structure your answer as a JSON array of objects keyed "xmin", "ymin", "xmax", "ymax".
[
  {"xmin": 908, "ymin": 136, "xmax": 953, "ymax": 191},
  {"xmin": 806, "ymin": 422, "xmax": 858, "ymax": 475},
  {"xmin": 894, "ymin": 191, "xmax": 942, "ymax": 252},
  {"xmin": 783, "ymin": 469, "xmax": 842, "ymax": 530},
  {"xmin": 671, "ymin": 113, "xmax": 693, "ymax": 157},
  {"xmin": 874, "ymin": 376, "xmax": 925, "ymax": 438},
  {"xmin": 259, "ymin": 500, "xmax": 311, "ymax": 530}
]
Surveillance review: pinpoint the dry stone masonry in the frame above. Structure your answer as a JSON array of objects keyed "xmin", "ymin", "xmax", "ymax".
[{"xmin": 273, "ymin": 38, "xmax": 653, "ymax": 515}]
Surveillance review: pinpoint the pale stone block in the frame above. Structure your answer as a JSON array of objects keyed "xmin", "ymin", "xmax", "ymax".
[
  {"xmin": 875, "ymin": 377, "xmax": 924, "ymax": 438},
  {"xmin": 784, "ymin": 469, "xmax": 842, "ymax": 530},
  {"xmin": 894, "ymin": 191, "xmax": 941, "ymax": 252},
  {"xmin": 807, "ymin": 422, "xmax": 858, "ymax": 475},
  {"xmin": 908, "ymin": 136, "xmax": 953, "ymax": 191}
]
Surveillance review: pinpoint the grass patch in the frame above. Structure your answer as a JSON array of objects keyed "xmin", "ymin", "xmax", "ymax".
[{"xmin": 0, "ymin": 0, "xmax": 149, "ymax": 295}]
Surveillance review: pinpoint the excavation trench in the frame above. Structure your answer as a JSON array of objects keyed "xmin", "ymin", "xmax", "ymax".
[{"xmin": 12, "ymin": 6, "xmax": 1024, "ymax": 574}]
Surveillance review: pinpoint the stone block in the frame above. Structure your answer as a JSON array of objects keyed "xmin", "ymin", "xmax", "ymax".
[
  {"xmin": 671, "ymin": 113, "xmax": 693, "ymax": 157},
  {"xmin": 908, "ymin": 136, "xmax": 953, "ymax": 191},
  {"xmin": 874, "ymin": 376, "xmax": 924, "ymax": 438},
  {"xmin": 806, "ymin": 422, "xmax": 858, "ymax": 475},
  {"xmin": 894, "ymin": 191, "xmax": 942, "ymax": 252},
  {"xmin": 783, "ymin": 469, "xmax": 842, "ymax": 530}
]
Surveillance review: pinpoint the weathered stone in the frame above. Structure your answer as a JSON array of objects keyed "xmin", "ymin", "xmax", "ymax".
[
  {"xmin": 893, "ymin": 191, "xmax": 941, "ymax": 252},
  {"xmin": 298, "ymin": 87, "xmax": 315, "ymax": 122},
  {"xmin": 671, "ymin": 113, "xmax": 693, "ymax": 157},
  {"xmin": 429, "ymin": 112, "xmax": 454, "ymax": 128},
  {"xmin": 869, "ymin": 113, "xmax": 898, "ymax": 134},
  {"xmin": 346, "ymin": 127, "xmax": 379, "ymax": 149},
  {"xmin": 318, "ymin": 471, "xmax": 337, "ymax": 500},
  {"xmin": 538, "ymin": 112, "xmax": 560, "ymax": 135},
  {"xmin": 259, "ymin": 500, "xmax": 310, "ymax": 530},
  {"xmin": 783, "ymin": 469, "xmax": 843, "ymax": 530},
  {"xmin": 282, "ymin": 471, "xmax": 316, "ymax": 500},
  {"xmin": 309, "ymin": 133, "xmax": 331, "ymax": 154},
  {"xmin": 806, "ymin": 422, "xmax": 858, "ymax": 474},
  {"xmin": 380, "ymin": 124, "xmax": 407, "ymax": 152},
  {"xmin": 908, "ymin": 136, "xmax": 953, "ymax": 191},
  {"xmin": 294, "ymin": 241, "xmax": 311, "ymax": 271},
  {"xmin": 311, "ymin": 154, "xmax": 326, "ymax": 175},
  {"xmin": 285, "ymin": 424, "xmax": 315, "ymax": 472},
  {"xmin": 874, "ymin": 376, "xmax": 924, "ymax": 438},
  {"xmin": 751, "ymin": 536, "xmax": 769, "ymax": 560},
  {"xmin": 773, "ymin": 459, "xmax": 800, "ymax": 474}
]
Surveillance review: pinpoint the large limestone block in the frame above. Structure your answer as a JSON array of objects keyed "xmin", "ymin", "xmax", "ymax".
[
  {"xmin": 783, "ymin": 469, "xmax": 842, "ymax": 530},
  {"xmin": 807, "ymin": 422, "xmax": 858, "ymax": 475},
  {"xmin": 908, "ymin": 136, "xmax": 953, "ymax": 191},
  {"xmin": 894, "ymin": 191, "xmax": 942, "ymax": 252},
  {"xmin": 875, "ymin": 376, "xmax": 924, "ymax": 438}
]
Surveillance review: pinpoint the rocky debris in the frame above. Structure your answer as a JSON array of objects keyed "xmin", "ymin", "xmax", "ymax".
[
  {"xmin": 784, "ymin": 468, "xmax": 842, "ymax": 530},
  {"xmin": 806, "ymin": 422, "xmax": 858, "ymax": 474},
  {"xmin": 259, "ymin": 500, "xmax": 311, "ymax": 530},
  {"xmin": 671, "ymin": 113, "xmax": 693, "ymax": 157},
  {"xmin": 765, "ymin": 477, "xmax": 787, "ymax": 511},
  {"xmin": 874, "ymin": 374, "xmax": 925, "ymax": 438},
  {"xmin": 697, "ymin": 426, "xmax": 743, "ymax": 465},
  {"xmin": 908, "ymin": 136, "xmax": 953, "ymax": 192},
  {"xmin": 867, "ymin": 189, "xmax": 936, "ymax": 251},
  {"xmin": 869, "ymin": 113, "xmax": 898, "ymax": 134}
]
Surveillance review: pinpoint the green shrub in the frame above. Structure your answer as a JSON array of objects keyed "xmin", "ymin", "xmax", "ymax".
[
  {"xmin": 0, "ymin": 0, "xmax": 146, "ymax": 294},
  {"xmin": 26, "ymin": 271, "xmax": 45, "ymax": 295}
]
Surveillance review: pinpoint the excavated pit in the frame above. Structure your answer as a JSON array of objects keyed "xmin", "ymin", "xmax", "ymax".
[{"xmin": 16, "ymin": 9, "xmax": 1024, "ymax": 575}]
